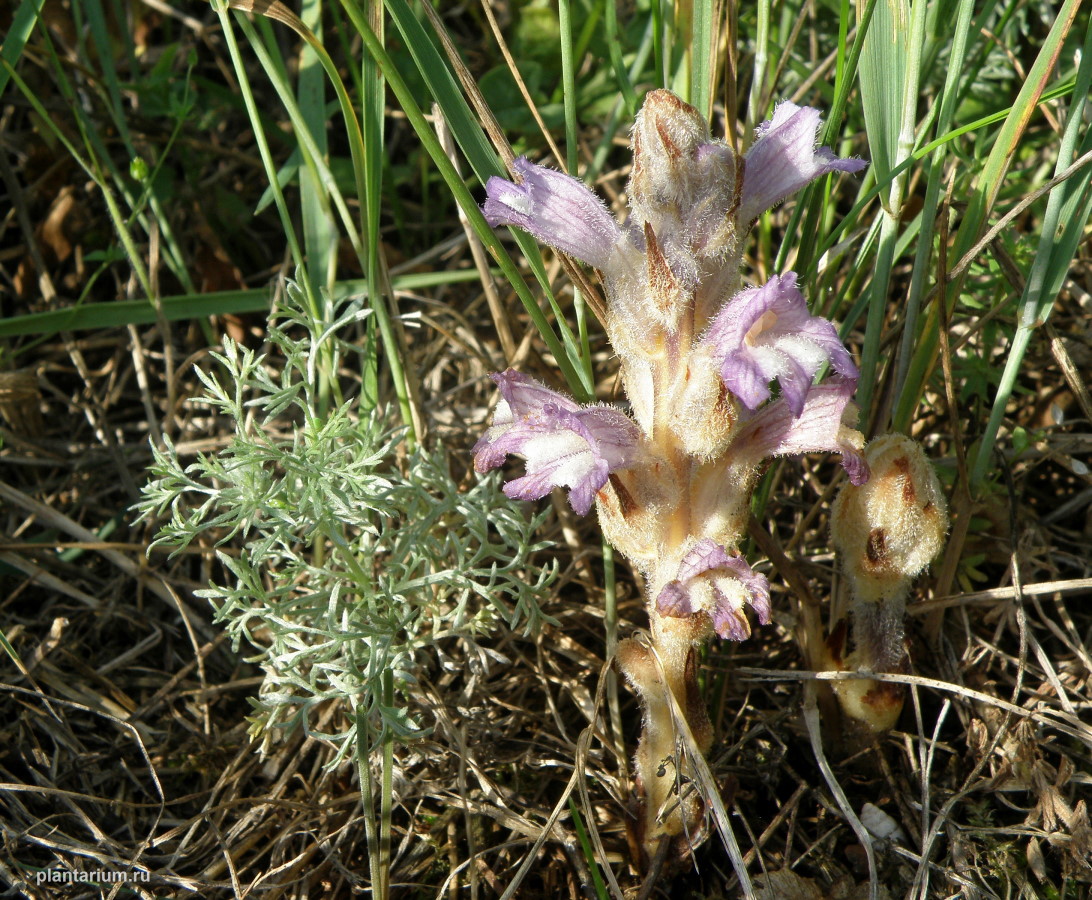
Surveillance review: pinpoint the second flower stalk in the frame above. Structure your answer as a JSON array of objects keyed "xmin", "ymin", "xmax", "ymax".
[{"xmin": 475, "ymin": 90, "xmax": 868, "ymax": 855}]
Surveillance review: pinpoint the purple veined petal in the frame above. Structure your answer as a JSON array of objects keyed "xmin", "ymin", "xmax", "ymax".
[
  {"xmin": 482, "ymin": 157, "xmax": 623, "ymax": 270},
  {"xmin": 655, "ymin": 540, "xmax": 772, "ymax": 641},
  {"xmin": 720, "ymin": 554, "xmax": 771, "ymax": 612},
  {"xmin": 675, "ymin": 537, "xmax": 733, "ymax": 583},
  {"xmin": 656, "ymin": 581, "xmax": 695, "ymax": 618},
  {"xmin": 472, "ymin": 371, "xmax": 582, "ymax": 470},
  {"xmin": 739, "ymin": 101, "xmax": 868, "ymax": 223},
  {"xmin": 729, "ymin": 377, "xmax": 870, "ymax": 484},
  {"xmin": 705, "ymin": 272, "xmax": 859, "ymax": 418},
  {"xmin": 473, "ymin": 370, "xmax": 642, "ymax": 516},
  {"xmin": 493, "ymin": 369, "xmax": 582, "ymax": 417},
  {"xmin": 504, "ymin": 454, "xmax": 609, "ymax": 515},
  {"xmin": 709, "ymin": 595, "xmax": 751, "ymax": 641}
]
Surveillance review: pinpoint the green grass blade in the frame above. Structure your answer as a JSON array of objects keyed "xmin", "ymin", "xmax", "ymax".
[
  {"xmin": 0, "ymin": 0, "xmax": 45, "ymax": 99},
  {"xmin": 855, "ymin": 0, "xmax": 907, "ymax": 193},
  {"xmin": 774, "ymin": 0, "xmax": 878, "ymax": 279},
  {"xmin": 360, "ymin": 0, "xmax": 386, "ymax": 420},
  {"xmin": 380, "ymin": 0, "xmax": 593, "ymax": 397},
  {"xmin": 890, "ymin": 0, "xmax": 976, "ymax": 411},
  {"xmin": 852, "ymin": 0, "xmax": 922, "ymax": 421},
  {"xmin": 298, "ymin": 0, "xmax": 339, "ymax": 305},
  {"xmin": 0, "ymin": 272, "xmax": 485, "ymax": 341},
  {"xmin": 559, "ymin": 0, "xmax": 578, "ymax": 173},
  {"xmin": 0, "ymin": 54, "xmax": 155, "ymax": 302},
  {"xmin": 605, "ymin": 0, "xmax": 638, "ymax": 117},
  {"xmin": 348, "ymin": 2, "xmax": 591, "ymax": 399},
  {"xmin": 226, "ymin": 0, "xmax": 421, "ymax": 437},
  {"xmin": 892, "ymin": 0, "xmax": 1084, "ymax": 432},
  {"xmin": 970, "ymin": 17, "xmax": 1092, "ymax": 486},
  {"xmin": 689, "ymin": 0, "xmax": 715, "ymax": 119},
  {"xmin": 568, "ymin": 798, "xmax": 611, "ymax": 900},
  {"xmin": 746, "ymin": 0, "xmax": 771, "ymax": 128},
  {"xmin": 212, "ymin": 1, "xmax": 309, "ymax": 293},
  {"xmin": 650, "ymin": 0, "xmax": 665, "ymax": 87}
]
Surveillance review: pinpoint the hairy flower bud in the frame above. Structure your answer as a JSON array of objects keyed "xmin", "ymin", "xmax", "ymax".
[
  {"xmin": 629, "ymin": 90, "xmax": 742, "ymax": 268},
  {"xmin": 830, "ymin": 433, "xmax": 948, "ymax": 603},
  {"xmin": 827, "ymin": 434, "xmax": 949, "ymax": 736}
]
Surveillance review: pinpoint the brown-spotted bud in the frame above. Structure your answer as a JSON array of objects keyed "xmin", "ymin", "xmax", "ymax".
[
  {"xmin": 831, "ymin": 433, "xmax": 948, "ymax": 603},
  {"xmin": 828, "ymin": 434, "xmax": 948, "ymax": 736},
  {"xmin": 628, "ymin": 89, "xmax": 742, "ymax": 267}
]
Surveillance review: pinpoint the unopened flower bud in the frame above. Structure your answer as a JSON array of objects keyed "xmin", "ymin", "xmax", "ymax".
[
  {"xmin": 830, "ymin": 433, "xmax": 948, "ymax": 603},
  {"xmin": 827, "ymin": 434, "xmax": 949, "ymax": 736},
  {"xmin": 629, "ymin": 90, "xmax": 742, "ymax": 267}
]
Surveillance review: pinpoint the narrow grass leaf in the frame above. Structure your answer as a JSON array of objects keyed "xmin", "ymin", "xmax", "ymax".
[
  {"xmin": 688, "ymin": 0, "xmax": 715, "ymax": 120},
  {"xmin": 567, "ymin": 799, "xmax": 611, "ymax": 900},
  {"xmin": 853, "ymin": 0, "xmax": 922, "ymax": 419},
  {"xmin": 0, "ymin": 272, "xmax": 484, "ymax": 340},
  {"xmin": 890, "ymin": 0, "xmax": 975, "ymax": 409},
  {"xmin": 893, "ymin": 0, "xmax": 1084, "ymax": 432},
  {"xmin": 0, "ymin": 0, "xmax": 46, "ymax": 99},
  {"xmin": 346, "ymin": 2, "xmax": 592, "ymax": 398},
  {"xmin": 298, "ymin": 0, "xmax": 339, "ymax": 304},
  {"xmin": 970, "ymin": 18, "xmax": 1092, "ymax": 486},
  {"xmin": 605, "ymin": 0, "xmax": 638, "ymax": 116}
]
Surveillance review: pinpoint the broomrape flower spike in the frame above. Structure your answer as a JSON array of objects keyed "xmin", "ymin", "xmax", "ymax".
[{"xmin": 476, "ymin": 89, "xmax": 868, "ymax": 861}]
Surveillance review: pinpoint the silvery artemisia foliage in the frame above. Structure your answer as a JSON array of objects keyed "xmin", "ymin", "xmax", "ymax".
[
  {"xmin": 475, "ymin": 90, "xmax": 869, "ymax": 849},
  {"xmin": 136, "ymin": 286, "xmax": 557, "ymax": 763}
]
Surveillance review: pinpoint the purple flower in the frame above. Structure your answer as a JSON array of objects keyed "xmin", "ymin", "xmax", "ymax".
[
  {"xmin": 656, "ymin": 538, "xmax": 771, "ymax": 640},
  {"xmin": 482, "ymin": 158, "xmax": 623, "ymax": 271},
  {"xmin": 740, "ymin": 101, "xmax": 867, "ymax": 224},
  {"xmin": 473, "ymin": 370, "xmax": 642, "ymax": 516},
  {"xmin": 729, "ymin": 378, "xmax": 870, "ymax": 484},
  {"xmin": 706, "ymin": 272, "xmax": 858, "ymax": 416}
]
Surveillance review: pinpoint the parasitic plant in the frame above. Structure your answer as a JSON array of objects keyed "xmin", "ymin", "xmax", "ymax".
[
  {"xmin": 475, "ymin": 90, "xmax": 870, "ymax": 857},
  {"xmin": 828, "ymin": 433, "xmax": 949, "ymax": 736}
]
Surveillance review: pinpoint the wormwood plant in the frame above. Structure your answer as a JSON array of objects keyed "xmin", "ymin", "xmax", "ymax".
[{"xmin": 135, "ymin": 285, "xmax": 557, "ymax": 762}]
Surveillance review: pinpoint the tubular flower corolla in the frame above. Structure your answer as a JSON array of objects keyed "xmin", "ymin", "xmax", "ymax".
[{"xmin": 472, "ymin": 370, "xmax": 641, "ymax": 516}]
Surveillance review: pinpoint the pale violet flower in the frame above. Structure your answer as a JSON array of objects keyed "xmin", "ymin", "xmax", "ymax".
[
  {"xmin": 706, "ymin": 272, "xmax": 858, "ymax": 416},
  {"xmin": 473, "ymin": 370, "xmax": 641, "ymax": 516},
  {"xmin": 739, "ymin": 101, "xmax": 868, "ymax": 223},
  {"xmin": 656, "ymin": 538, "xmax": 772, "ymax": 640},
  {"xmin": 729, "ymin": 377, "xmax": 870, "ymax": 485},
  {"xmin": 482, "ymin": 157, "xmax": 623, "ymax": 271}
]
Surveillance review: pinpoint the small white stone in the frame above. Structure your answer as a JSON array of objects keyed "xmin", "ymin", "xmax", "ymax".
[{"xmin": 860, "ymin": 802, "xmax": 906, "ymax": 843}]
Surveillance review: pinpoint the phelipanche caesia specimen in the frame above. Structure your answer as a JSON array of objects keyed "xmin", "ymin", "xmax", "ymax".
[{"xmin": 475, "ymin": 90, "xmax": 868, "ymax": 858}]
